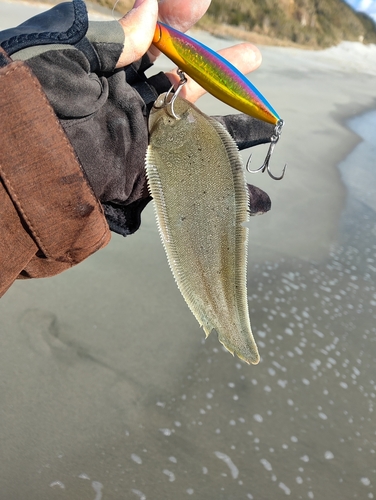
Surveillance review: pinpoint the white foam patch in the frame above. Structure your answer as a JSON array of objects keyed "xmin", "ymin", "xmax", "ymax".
[
  {"xmin": 132, "ymin": 489, "xmax": 146, "ymax": 500},
  {"xmin": 361, "ymin": 477, "xmax": 371, "ymax": 486},
  {"xmin": 159, "ymin": 428, "xmax": 173, "ymax": 436},
  {"xmin": 131, "ymin": 454, "xmax": 143, "ymax": 465},
  {"xmin": 92, "ymin": 481, "xmax": 103, "ymax": 500},
  {"xmin": 260, "ymin": 459, "xmax": 272, "ymax": 471},
  {"xmin": 214, "ymin": 451, "xmax": 239, "ymax": 479},
  {"xmin": 163, "ymin": 469, "xmax": 176, "ymax": 482},
  {"xmin": 279, "ymin": 482, "xmax": 291, "ymax": 495},
  {"xmin": 50, "ymin": 481, "xmax": 65, "ymax": 489}
]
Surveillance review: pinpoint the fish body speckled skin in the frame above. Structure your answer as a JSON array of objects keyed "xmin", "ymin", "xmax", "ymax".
[{"xmin": 145, "ymin": 94, "xmax": 260, "ymax": 365}]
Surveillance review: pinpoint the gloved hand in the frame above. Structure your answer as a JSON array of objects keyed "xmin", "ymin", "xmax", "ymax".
[{"xmin": 0, "ymin": 0, "xmax": 273, "ymax": 236}]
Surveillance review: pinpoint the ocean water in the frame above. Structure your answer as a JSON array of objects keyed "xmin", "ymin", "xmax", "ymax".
[{"xmin": 338, "ymin": 110, "xmax": 376, "ymax": 213}]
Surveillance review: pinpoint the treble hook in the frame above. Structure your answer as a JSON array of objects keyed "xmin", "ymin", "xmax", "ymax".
[
  {"xmin": 246, "ymin": 119, "xmax": 287, "ymax": 181},
  {"xmin": 156, "ymin": 69, "xmax": 187, "ymax": 120}
]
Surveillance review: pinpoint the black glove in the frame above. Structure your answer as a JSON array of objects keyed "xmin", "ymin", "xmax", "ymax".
[{"xmin": 0, "ymin": 0, "xmax": 272, "ymax": 236}]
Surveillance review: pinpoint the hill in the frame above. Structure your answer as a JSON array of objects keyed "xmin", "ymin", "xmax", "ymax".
[
  {"xmin": 101, "ymin": 0, "xmax": 376, "ymax": 48},
  {"xmin": 199, "ymin": 0, "xmax": 376, "ymax": 47}
]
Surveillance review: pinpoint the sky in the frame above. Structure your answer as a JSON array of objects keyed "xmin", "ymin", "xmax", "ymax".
[{"xmin": 343, "ymin": 0, "xmax": 376, "ymax": 22}]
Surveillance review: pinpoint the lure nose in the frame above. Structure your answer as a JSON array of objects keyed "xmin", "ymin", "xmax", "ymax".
[
  {"xmin": 153, "ymin": 22, "xmax": 162, "ymax": 45},
  {"xmin": 153, "ymin": 22, "xmax": 178, "ymax": 61}
]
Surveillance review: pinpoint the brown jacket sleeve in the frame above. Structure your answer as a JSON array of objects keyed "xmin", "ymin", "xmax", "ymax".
[{"xmin": 0, "ymin": 49, "xmax": 111, "ymax": 297}]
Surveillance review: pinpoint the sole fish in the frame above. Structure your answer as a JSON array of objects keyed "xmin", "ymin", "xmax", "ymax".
[{"xmin": 145, "ymin": 94, "xmax": 260, "ymax": 365}]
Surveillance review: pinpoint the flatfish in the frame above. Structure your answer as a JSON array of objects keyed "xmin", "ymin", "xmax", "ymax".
[{"xmin": 145, "ymin": 94, "xmax": 260, "ymax": 365}]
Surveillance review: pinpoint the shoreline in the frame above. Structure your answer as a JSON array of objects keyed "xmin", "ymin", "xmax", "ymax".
[{"xmin": 338, "ymin": 108, "xmax": 376, "ymax": 215}]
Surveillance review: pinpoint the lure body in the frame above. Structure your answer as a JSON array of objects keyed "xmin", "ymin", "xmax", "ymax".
[
  {"xmin": 153, "ymin": 22, "xmax": 280, "ymax": 125},
  {"xmin": 145, "ymin": 94, "xmax": 260, "ymax": 364}
]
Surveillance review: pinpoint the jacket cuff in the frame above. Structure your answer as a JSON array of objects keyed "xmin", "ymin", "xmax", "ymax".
[{"xmin": 0, "ymin": 56, "xmax": 111, "ymax": 284}]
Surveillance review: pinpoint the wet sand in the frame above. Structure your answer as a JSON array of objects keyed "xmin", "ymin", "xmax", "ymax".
[{"xmin": 1, "ymin": 2, "xmax": 376, "ymax": 499}]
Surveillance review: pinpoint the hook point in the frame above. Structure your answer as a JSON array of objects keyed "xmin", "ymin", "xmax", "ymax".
[{"xmin": 246, "ymin": 119, "xmax": 286, "ymax": 181}]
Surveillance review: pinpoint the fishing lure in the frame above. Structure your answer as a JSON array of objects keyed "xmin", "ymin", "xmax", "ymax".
[
  {"xmin": 146, "ymin": 93, "xmax": 260, "ymax": 364},
  {"xmin": 153, "ymin": 21, "xmax": 279, "ymax": 125},
  {"xmin": 152, "ymin": 22, "xmax": 286, "ymax": 179}
]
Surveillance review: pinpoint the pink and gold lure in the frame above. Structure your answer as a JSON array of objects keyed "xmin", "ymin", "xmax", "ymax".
[{"xmin": 153, "ymin": 22, "xmax": 280, "ymax": 126}]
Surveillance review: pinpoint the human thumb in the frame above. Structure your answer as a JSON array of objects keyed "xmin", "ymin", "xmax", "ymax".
[{"xmin": 116, "ymin": 0, "xmax": 158, "ymax": 68}]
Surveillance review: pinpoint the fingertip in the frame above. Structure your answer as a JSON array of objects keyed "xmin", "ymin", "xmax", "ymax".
[
  {"xmin": 247, "ymin": 43, "xmax": 262, "ymax": 69},
  {"xmin": 237, "ymin": 43, "xmax": 262, "ymax": 71}
]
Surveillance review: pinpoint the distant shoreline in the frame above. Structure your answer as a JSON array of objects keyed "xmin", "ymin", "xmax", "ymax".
[{"xmin": 0, "ymin": 0, "xmax": 350, "ymax": 50}]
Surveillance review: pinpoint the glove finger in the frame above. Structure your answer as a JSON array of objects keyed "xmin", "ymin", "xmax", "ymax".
[
  {"xmin": 214, "ymin": 114, "xmax": 275, "ymax": 151},
  {"xmin": 247, "ymin": 183, "xmax": 271, "ymax": 215}
]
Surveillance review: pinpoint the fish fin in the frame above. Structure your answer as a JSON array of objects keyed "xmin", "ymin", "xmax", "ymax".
[
  {"xmin": 207, "ymin": 119, "xmax": 260, "ymax": 365},
  {"xmin": 202, "ymin": 323, "xmax": 213, "ymax": 338},
  {"xmin": 218, "ymin": 334, "xmax": 260, "ymax": 365},
  {"xmin": 145, "ymin": 147, "xmax": 217, "ymax": 336}
]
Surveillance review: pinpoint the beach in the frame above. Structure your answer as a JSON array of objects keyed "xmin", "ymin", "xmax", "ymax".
[{"xmin": 1, "ymin": 2, "xmax": 376, "ymax": 499}]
